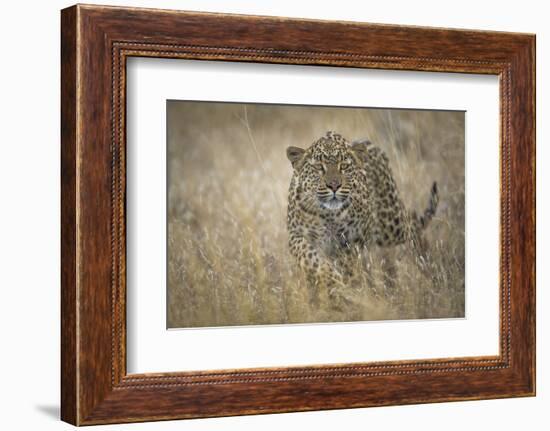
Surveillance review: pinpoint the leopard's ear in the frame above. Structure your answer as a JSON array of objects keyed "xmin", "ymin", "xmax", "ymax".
[
  {"xmin": 350, "ymin": 139, "xmax": 371, "ymax": 162},
  {"xmin": 286, "ymin": 146, "xmax": 306, "ymax": 169}
]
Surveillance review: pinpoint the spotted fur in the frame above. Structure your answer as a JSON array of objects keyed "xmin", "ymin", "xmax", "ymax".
[{"xmin": 286, "ymin": 131, "xmax": 438, "ymax": 305}]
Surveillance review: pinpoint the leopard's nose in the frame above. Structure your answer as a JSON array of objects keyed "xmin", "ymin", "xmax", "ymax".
[{"xmin": 327, "ymin": 180, "xmax": 341, "ymax": 192}]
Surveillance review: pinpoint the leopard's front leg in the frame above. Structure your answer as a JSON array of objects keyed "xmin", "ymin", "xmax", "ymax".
[{"xmin": 289, "ymin": 232, "xmax": 346, "ymax": 308}]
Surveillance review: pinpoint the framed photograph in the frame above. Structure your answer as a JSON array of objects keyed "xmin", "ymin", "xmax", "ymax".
[{"xmin": 61, "ymin": 4, "xmax": 535, "ymax": 425}]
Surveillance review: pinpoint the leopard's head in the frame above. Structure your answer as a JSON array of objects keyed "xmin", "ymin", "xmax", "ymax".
[{"xmin": 286, "ymin": 132, "xmax": 369, "ymax": 211}]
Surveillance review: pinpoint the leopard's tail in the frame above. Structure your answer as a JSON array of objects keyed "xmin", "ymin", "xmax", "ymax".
[{"xmin": 419, "ymin": 182, "xmax": 438, "ymax": 229}]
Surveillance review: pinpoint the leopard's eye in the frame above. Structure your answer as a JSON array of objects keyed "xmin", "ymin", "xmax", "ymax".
[
  {"xmin": 340, "ymin": 162, "xmax": 351, "ymax": 170},
  {"xmin": 314, "ymin": 162, "xmax": 325, "ymax": 172}
]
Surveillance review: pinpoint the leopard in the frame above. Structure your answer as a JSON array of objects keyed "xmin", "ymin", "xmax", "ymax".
[{"xmin": 285, "ymin": 131, "xmax": 439, "ymax": 307}]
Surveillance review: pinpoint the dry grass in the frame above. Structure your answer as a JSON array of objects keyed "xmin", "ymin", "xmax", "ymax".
[{"xmin": 167, "ymin": 101, "xmax": 465, "ymax": 328}]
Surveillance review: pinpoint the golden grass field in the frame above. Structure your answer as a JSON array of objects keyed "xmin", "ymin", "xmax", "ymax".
[{"xmin": 167, "ymin": 101, "xmax": 465, "ymax": 328}]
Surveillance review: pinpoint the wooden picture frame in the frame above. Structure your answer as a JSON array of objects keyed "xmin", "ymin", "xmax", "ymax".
[{"xmin": 61, "ymin": 4, "xmax": 535, "ymax": 425}]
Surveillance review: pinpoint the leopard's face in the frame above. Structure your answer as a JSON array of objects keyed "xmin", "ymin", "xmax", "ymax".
[
  {"xmin": 306, "ymin": 146, "xmax": 356, "ymax": 210},
  {"xmin": 287, "ymin": 133, "xmax": 367, "ymax": 212}
]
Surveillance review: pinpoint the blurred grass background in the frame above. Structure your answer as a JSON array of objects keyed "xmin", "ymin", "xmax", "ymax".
[{"xmin": 167, "ymin": 101, "xmax": 465, "ymax": 328}]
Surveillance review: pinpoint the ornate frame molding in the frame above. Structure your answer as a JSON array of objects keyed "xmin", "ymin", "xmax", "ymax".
[{"xmin": 61, "ymin": 5, "xmax": 535, "ymax": 425}]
